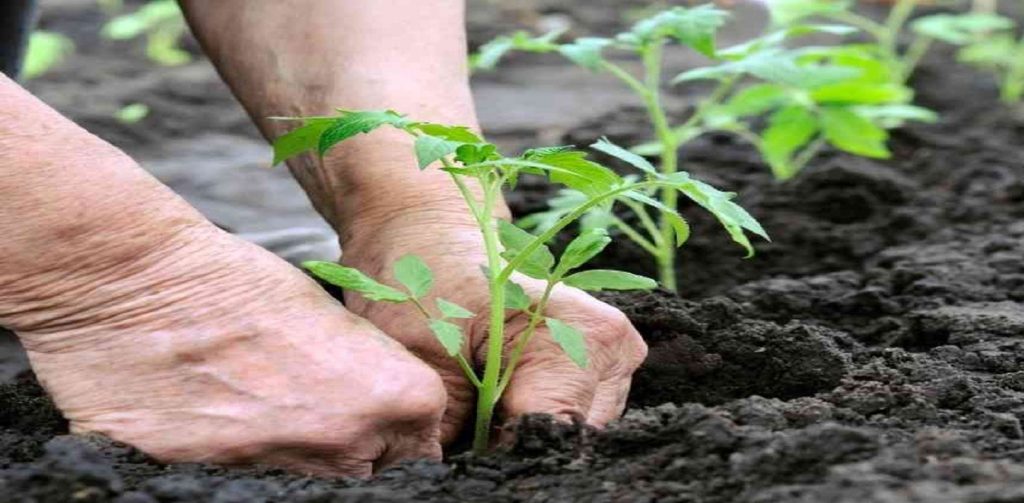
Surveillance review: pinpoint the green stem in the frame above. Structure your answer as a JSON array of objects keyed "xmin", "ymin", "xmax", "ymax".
[
  {"xmin": 640, "ymin": 42, "xmax": 680, "ymax": 292},
  {"xmin": 827, "ymin": 11, "xmax": 887, "ymax": 40},
  {"xmin": 472, "ymin": 178, "xmax": 506, "ymax": 453},
  {"xmin": 611, "ymin": 216, "xmax": 661, "ymax": 255},
  {"xmin": 495, "ymin": 280, "xmax": 557, "ymax": 397},
  {"xmin": 901, "ymin": 36, "xmax": 933, "ymax": 82},
  {"xmin": 621, "ymin": 199, "xmax": 665, "ymax": 248},
  {"xmin": 1001, "ymin": 40, "xmax": 1024, "ymax": 103}
]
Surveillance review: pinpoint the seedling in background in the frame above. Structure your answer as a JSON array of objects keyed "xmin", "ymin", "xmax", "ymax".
[
  {"xmin": 913, "ymin": 10, "xmax": 1024, "ymax": 103},
  {"xmin": 101, "ymin": 0, "xmax": 190, "ymax": 66},
  {"xmin": 271, "ymin": 110, "xmax": 765, "ymax": 451},
  {"xmin": 472, "ymin": 4, "xmax": 929, "ymax": 290}
]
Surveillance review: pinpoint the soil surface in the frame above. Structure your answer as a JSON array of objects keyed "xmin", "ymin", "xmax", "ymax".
[{"xmin": 4, "ymin": 1, "xmax": 1024, "ymax": 502}]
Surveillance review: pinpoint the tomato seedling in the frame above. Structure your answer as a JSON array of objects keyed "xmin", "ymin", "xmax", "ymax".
[
  {"xmin": 472, "ymin": 4, "xmax": 929, "ymax": 290},
  {"xmin": 912, "ymin": 10, "xmax": 1024, "ymax": 103},
  {"xmin": 271, "ymin": 110, "xmax": 766, "ymax": 451}
]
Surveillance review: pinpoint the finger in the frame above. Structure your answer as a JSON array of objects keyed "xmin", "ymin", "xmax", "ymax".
[
  {"xmin": 374, "ymin": 433, "xmax": 443, "ymax": 473},
  {"xmin": 586, "ymin": 376, "xmax": 632, "ymax": 427}
]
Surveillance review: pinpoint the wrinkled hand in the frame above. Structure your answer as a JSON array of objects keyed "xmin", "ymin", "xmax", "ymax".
[
  {"xmin": 11, "ymin": 223, "xmax": 447, "ymax": 476},
  {"xmin": 342, "ymin": 208, "xmax": 648, "ymax": 443}
]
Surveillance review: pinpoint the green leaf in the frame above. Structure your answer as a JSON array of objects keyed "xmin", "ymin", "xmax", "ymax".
[
  {"xmin": 471, "ymin": 29, "xmax": 563, "ymax": 70},
  {"xmin": 414, "ymin": 135, "xmax": 461, "ymax": 170},
  {"xmin": 912, "ymin": 13, "xmax": 1014, "ymax": 45},
  {"xmin": 761, "ymin": 105, "xmax": 819, "ymax": 179},
  {"xmin": 558, "ymin": 229, "xmax": 611, "ymax": 274},
  {"xmin": 811, "ymin": 82, "xmax": 911, "ymax": 105},
  {"xmin": 563, "ymin": 270, "xmax": 658, "ymax": 291},
  {"xmin": 412, "ymin": 123, "xmax": 484, "ymax": 143},
  {"xmin": 498, "ymin": 220, "xmax": 555, "ymax": 280},
  {"xmin": 853, "ymin": 104, "xmax": 938, "ymax": 128},
  {"xmin": 819, "ymin": 107, "xmax": 890, "ymax": 159},
  {"xmin": 767, "ymin": 0, "xmax": 851, "ymax": 26},
  {"xmin": 677, "ymin": 180, "xmax": 768, "ymax": 257},
  {"xmin": 303, "ymin": 261, "xmax": 409, "ymax": 302},
  {"xmin": 393, "ymin": 255, "xmax": 433, "ymax": 299},
  {"xmin": 523, "ymin": 149, "xmax": 622, "ymax": 198},
  {"xmin": 590, "ymin": 138, "xmax": 657, "ymax": 174},
  {"xmin": 318, "ymin": 110, "xmax": 409, "ymax": 155},
  {"xmin": 958, "ymin": 34, "xmax": 1017, "ymax": 67},
  {"xmin": 674, "ymin": 48, "xmax": 860, "ymax": 88},
  {"xmin": 428, "ymin": 319, "xmax": 464, "ymax": 357},
  {"xmin": 272, "ymin": 118, "xmax": 337, "ymax": 165},
  {"xmin": 558, "ymin": 37, "xmax": 612, "ymax": 71},
  {"xmin": 505, "ymin": 281, "xmax": 532, "ymax": 310},
  {"xmin": 437, "ymin": 298, "xmax": 474, "ymax": 319},
  {"xmin": 22, "ymin": 31, "xmax": 74, "ymax": 80},
  {"xmin": 545, "ymin": 318, "xmax": 588, "ymax": 368},
  {"xmin": 630, "ymin": 5, "xmax": 729, "ymax": 57},
  {"xmin": 455, "ymin": 143, "xmax": 499, "ymax": 165},
  {"xmin": 721, "ymin": 83, "xmax": 789, "ymax": 118}
]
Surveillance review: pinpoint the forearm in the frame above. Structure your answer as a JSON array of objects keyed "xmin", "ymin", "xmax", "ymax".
[
  {"xmin": 0, "ymin": 74, "xmax": 208, "ymax": 331},
  {"xmin": 178, "ymin": 0, "xmax": 504, "ymax": 241}
]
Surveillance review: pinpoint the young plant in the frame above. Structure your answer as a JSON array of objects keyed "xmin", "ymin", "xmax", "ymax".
[
  {"xmin": 101, "ymin": 0, "xmax": 190, "ymax": 66},
  {"xmin": 471, "ymin": 4, "xmax": 928, "ymax": 290},
  {"xmin": 271, "ymin": 110, "xmax": 766, "ymax": 451},
  {"xmin": 912, "ymin": 10, "xmax": 1024, "ymax": 103}
]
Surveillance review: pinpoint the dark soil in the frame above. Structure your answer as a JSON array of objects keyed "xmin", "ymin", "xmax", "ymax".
[{"xmin": 4, "ymin": 2, "xmax": 1024, "ymax": 502}]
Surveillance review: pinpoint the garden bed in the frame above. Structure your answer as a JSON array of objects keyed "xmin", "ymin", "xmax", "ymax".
[{"xmin": 3, "ymin": 1, "xmax": 1024, "ymax": 502}]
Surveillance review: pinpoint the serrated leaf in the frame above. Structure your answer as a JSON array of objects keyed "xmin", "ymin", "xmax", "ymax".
[
  {"xmin": 563, "ymin": 270, "xmax": 658, "ymax": 291},
  {"xmin": 630, "ymin": 5, "xmax": 728, "ymax": 57},
  {"xmin": 471, "ymin": 29, "xmax": 562, "ymax": 70},
  {"xmin": 455, "ymin": 143, "xmax": 499, "ymax": 165},
  {"xmin": 505, "ymin": 281, "xmax": 531, "ymax": 310},
  {"xmin": 558, "ymin": 229, "xmax": 611, "ymax": 275},
  {"xmin": 523, "ymin": 149, "xmax": 622, "ymax": 198},
  {"xmin": 414, "ymin": 135, "xmax": 461, "ymax": 170},
  {"xmin": 558, "ymin": 37, "xmax": 612, "ymax": 71},
  {"xmin": 761, "ymin": 105, "xmax": 819, "ymax": 179},
  {"xmin": 303, "ymin": 261, "xmax": 409, "ymax": 302},
  {"xmin": 498, "ymin": 220, "xmax": 555, "ymax": 280},
  {"xmin": 393, "ymin": 255, "xmax": 433, "ymax": 299},
  {"xmin": 677, "ymin": 180, "xmax": 768, "ymax": 257},
  {"xmin": 591, "ymin": 138, "xmax": 657, "ymax": 174},
  {"xmin": 545, "ymin": 318, "xmax": 588, "ymax": 368},
  {"xmin": 317, "ymin": 110, "xmax": 409, "ymax": 155},
  {"xmin": 428, "ymin": 319, "xmax": 464, "ymax": 357},
  {"xmin": 819, "ymin": 107, "xmax": 890, "ymax": 159},
  {"xmin": 437, "ymin": 298, "xmax": 474, "ymax": 319}
]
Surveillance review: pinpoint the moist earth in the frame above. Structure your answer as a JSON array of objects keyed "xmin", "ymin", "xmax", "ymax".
[{"xmin": 4, "ymin": 1, "xmax": 1024, "ymax": 502}]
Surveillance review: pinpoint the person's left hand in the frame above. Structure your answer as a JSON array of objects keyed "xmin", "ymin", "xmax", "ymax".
[{"xmin": 340, "ymin": 205, "xmax": 649, "ymax": 444}]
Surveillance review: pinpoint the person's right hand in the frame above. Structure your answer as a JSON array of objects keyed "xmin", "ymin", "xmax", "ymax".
[{"xmin": 6, "ymin": 221, "xmax": 447, "ymax": 477}]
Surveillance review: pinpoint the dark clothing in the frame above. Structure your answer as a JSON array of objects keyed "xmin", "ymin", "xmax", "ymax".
[{"xmin": 0, "ymin": 0, "xmax": 38, "ymax": 78}]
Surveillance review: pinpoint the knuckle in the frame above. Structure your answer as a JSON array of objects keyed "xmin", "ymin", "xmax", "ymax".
[{"xmin": 379, "ymin": 366, "xmax": 448, "ymax": 423}]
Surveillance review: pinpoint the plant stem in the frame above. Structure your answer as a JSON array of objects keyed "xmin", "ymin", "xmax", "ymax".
[
  {"xmin": 473, "ymin": 177, "xmax": 506, "ymax": 453},
  {"xmin": 900, "ymin": 35, "xmax": 932, "ymax": 82},
  {"xmin": 1001, "ymin": 38, "xmax": 1024, "ymax": 103},
  {"xmin": 611, "ymin": 216, "xmax": 661, "ymax": 255},
  {"xmin": 495, "ymin": 281, "xmax": 557, "ymax": 397},
  {"xmin": 640, "ymin": 42, "xmax": 681, "ymax": 292}
]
